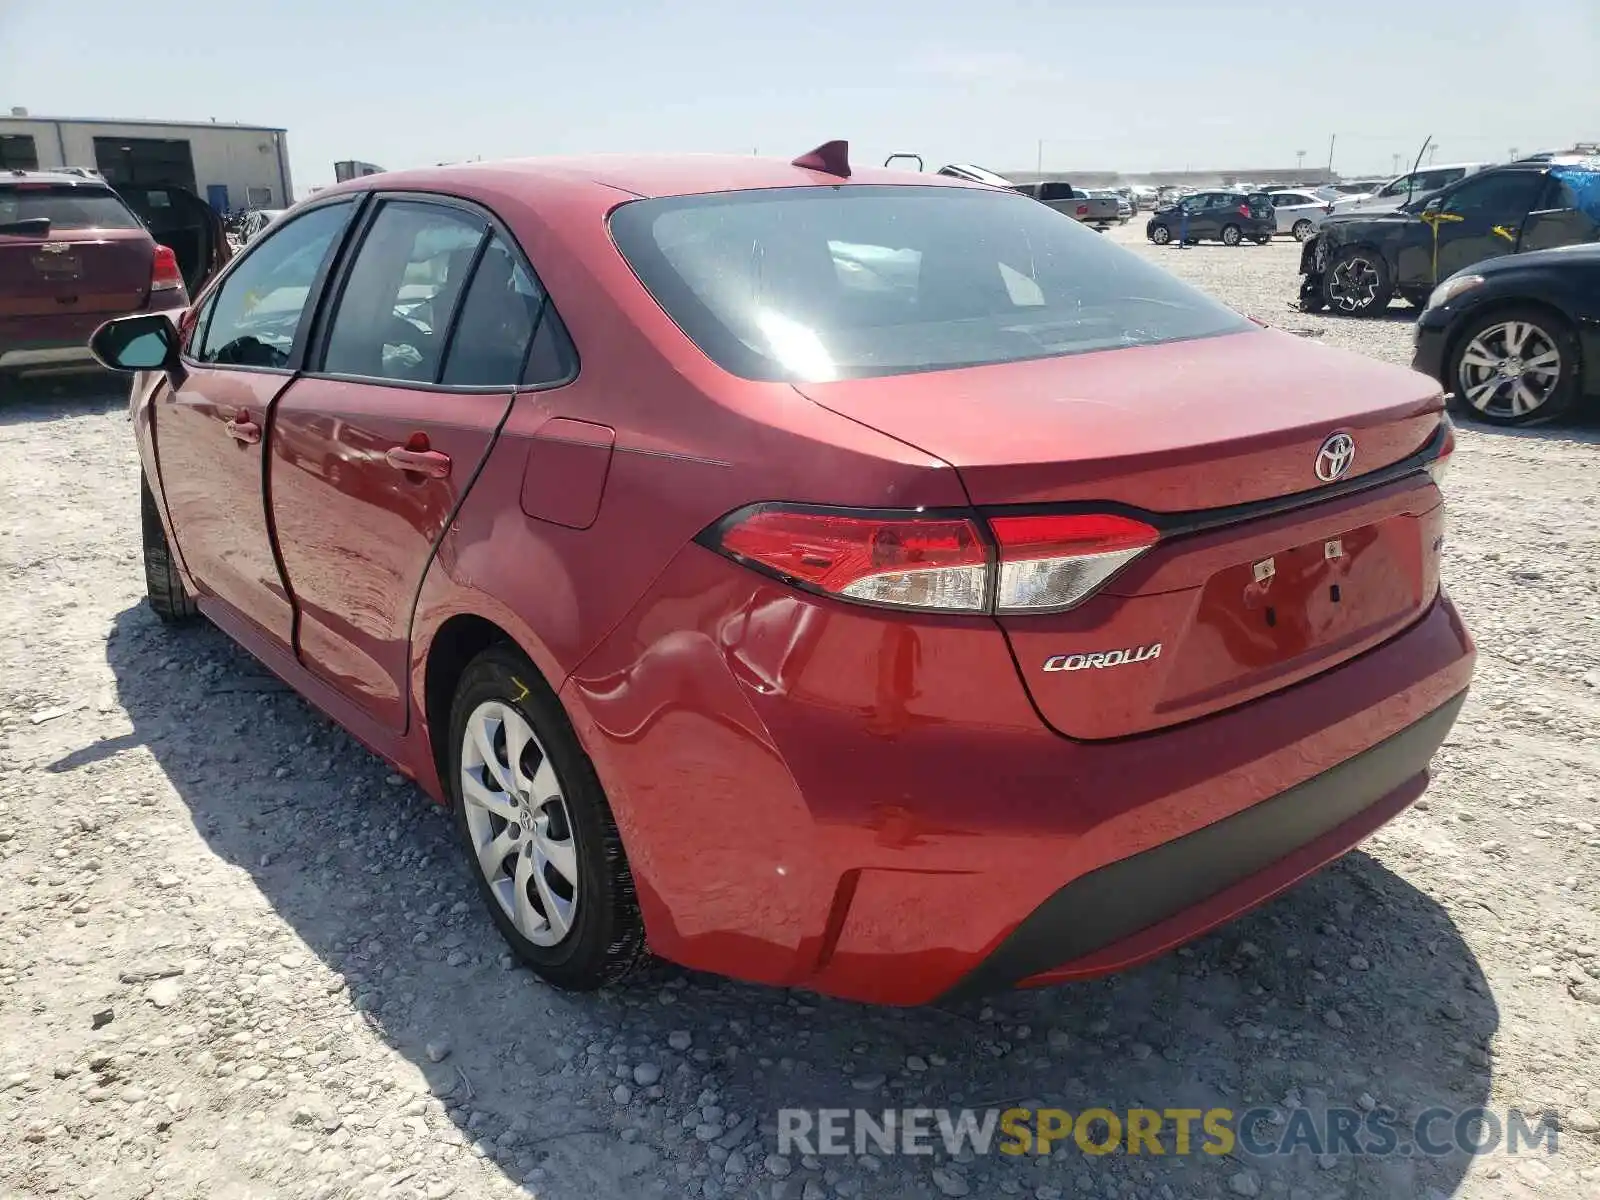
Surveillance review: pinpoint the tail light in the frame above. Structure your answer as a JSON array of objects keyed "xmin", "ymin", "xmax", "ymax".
[
  {"xmin": 1426, "ymin": 419, "xmax": 1455, "ymax": 488},
  {"xmin": 705, "ymin": 505, "xmax": 1159, "ymax": 614},
  {"xmin": 988, "ymin": 513, "xmax": 1159, "ymax": 611},
  {"xmin": 1237, "ymin": 203, "xmax": 1251, "ymax": 218},
  {"xmin": 151, "ymin": 244, "xmax": 183, "ymax": 292}
]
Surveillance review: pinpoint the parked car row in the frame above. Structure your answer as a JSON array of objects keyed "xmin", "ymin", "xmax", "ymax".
[{"xmin": 1295, "ymin": 156, "xmax": 1600, "ymax": 425}]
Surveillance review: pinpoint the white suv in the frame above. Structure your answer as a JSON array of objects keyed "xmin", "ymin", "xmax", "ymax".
[{"xmin": 1327, "ymin": 162, "xmax": 1493, "ymax": 216}]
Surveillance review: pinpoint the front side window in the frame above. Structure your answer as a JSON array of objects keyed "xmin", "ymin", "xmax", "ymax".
[
  {"xmin": 610, "ymin": 184, "xmax": 1251, "ymax": 383},
  {"xmin": 0, "ymin": 184, "xmax": 142, "ymax": 230},
  {"xmin": 322, "ymin": 201, "xmax": 486, "ymax": 382},
  {"xmin": 1379, "ymin": 175, "xmax": 1415, "ymax": 198},
  {"xmin": 1441, "ymin": 172, "xmax": 1545, "ymax": 220},
  {"xmin": 198, "ymin": 200, "xmax": 354, "ymax": 368}
]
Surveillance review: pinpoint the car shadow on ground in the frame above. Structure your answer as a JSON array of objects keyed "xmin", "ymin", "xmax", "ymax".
[
  {"xmin": 0, "ymin": 372, "xmax": 127, "ymax": 426},
  {"xmin": 92, "ymin": 603, "xmax": 1500, "ymax": 1200},
  {"xmin": 1449, "ymin": 406, "xmax": 1600, "ymax": 442}
]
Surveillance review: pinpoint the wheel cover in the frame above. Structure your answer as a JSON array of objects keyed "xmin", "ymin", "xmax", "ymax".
[
  {"xmin": 1223, "ymin": 226, "xmax": 1240, "ymax": 245},
  {"xmin": 1458, "ymin": 321, "xmax": 1562, "ymax": 419},
  {"xmin": 1327, "ymin": 256, "xmax": 1379, "ymax": 312},
  {"xmin": 460, "ymin": 701, "xmax": 579, "ymax": 947},
  {"xmin": 1293, "ymin": 220, "xmax": 1313, "ymax": 241}
]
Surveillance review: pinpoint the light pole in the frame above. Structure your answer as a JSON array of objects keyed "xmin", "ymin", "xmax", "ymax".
[
  {"xmin": 1428, "ymin": 145, "xmax": 1439, "ymax": 165},
  {"xmin": 1036, "ymin": 139, "xmax": 1043, "ymax": 173},
  {"xmin": 1295, "ymin": 149, "xmax": 1305, "ymax": 174},
  {"xmin": 1392, "ymin": 153, "xmax": 1401, "ymax": 176}
]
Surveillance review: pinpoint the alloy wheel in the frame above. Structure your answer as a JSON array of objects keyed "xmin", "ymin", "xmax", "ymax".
[
  {"xmin": 1221, "ymin": 225, "xmax": 1242, "ymax": 246},
  {"xmin": 1457, "ymin": 321, "xmax": 1563, "ymax": 420},
  {"xmin": 1327, "ymin": 256, "xmax": 1380, "ymax": 313},
  {"xmin": 1292, "ymin": 220, "xmax": 1314, "ymax": 242},
  {"xmin": 460, "ymin": 701, "xmax": 579, "ymax": 947},
  {"xmin": 1150, "ymin": 225, "xmax": 1171, "ymax": 245}
]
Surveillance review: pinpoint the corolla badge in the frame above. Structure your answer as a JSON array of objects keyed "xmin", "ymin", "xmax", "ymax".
[
  {"xmin": 1315, "ymin": 432, "xmax": 1356, "ymax": 482},
  {"xmin": 1043, "ymin": 644, "xmax": 1162, "ymax": 672}
]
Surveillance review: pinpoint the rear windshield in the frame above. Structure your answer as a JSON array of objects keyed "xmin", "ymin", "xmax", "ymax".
[
  {"xmin": 0, "ymin": 184, "xmax": 142, "ymax": 231},
  {"xmin": 610, "ymin": 186, "xmax": 1250, "ymax": 382}
]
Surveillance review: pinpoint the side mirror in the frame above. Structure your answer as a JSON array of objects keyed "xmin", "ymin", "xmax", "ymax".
[
  {"xmin": 1422, "ymin": 197, "xmax": 1443, "ymax": 214},
  {"xmin": 89, "ymin": 312, "xmax": 181, "ymax": 374}
]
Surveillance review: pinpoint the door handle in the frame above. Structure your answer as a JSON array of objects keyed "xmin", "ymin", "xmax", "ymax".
[
  {"xmin": 385, "ymin": 446, "xmax": 451, "ymax": 478},
  {"xmin": 225, "ymin": 411, "xmax": 261, "ymax": 444}
]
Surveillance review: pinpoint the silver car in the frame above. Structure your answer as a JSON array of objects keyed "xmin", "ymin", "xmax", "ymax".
[{"xmin": 1266, "ymin": 190, "xmax": 1331, "ymax": 241}]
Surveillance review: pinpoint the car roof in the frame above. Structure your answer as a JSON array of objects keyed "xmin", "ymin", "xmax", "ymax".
[
  {"xmin": 1, "ymin": 169, "xmax": 115, "ymax": 188},
  {"xmin": 315, "ymin": 153, "xmax": 992, "ymax": 204}
]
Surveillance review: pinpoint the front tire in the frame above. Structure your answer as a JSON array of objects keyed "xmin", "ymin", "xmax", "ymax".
[
  {"xmin": 1446, "ymin": 308, "xmax": 1581, "ymax": 427},
  {"xmin": 1322, "ymin": 247, "xmax": 1393, "ymax": 316},
  {"xmin": 141, "ymin": 476, "xmax": 197, "ymax": 623},
  {"xmin": 1221, "ymin": 224, "xmax": 1243, "ymax": 246},
  {"xmin": 448, "ymin": 645, "xmax": 647, "ymax": 990},
  {"xmin": 1149, "ymin": 224, "xmax": 1172, "ymax": 245}
]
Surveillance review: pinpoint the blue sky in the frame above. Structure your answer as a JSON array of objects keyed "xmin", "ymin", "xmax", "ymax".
[{"xmin": 3, "ymin": 0, "xmax": 1596, "ymax": 194}]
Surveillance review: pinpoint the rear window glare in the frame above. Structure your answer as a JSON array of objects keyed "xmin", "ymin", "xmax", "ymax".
[
  {"xmin": 609, "ymin": 185, "xmax": 1252, "ymax": 382},
  {"xmin": 0, "ymin": 185, "xmax": 143, "ymax": 231}
]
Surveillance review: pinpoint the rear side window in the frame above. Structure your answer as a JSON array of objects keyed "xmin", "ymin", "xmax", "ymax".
[
  {"xmin": 0, "ymin": 184, "xmax": 142, "ymax": 231},
  {"xmin": 1441, "ymin": 171, "xmax": 1545, "ymax": 220},
  {"xmin": 438, "ymin": 235, "xmax": 555, "ymax": 386},
  {"xmin": 322, "ymin": 201, "xmax": 487, "ymax": 382},
  {"xmin": 610, "ymin": 185, "xmax": 1251, "ymax": 383}
]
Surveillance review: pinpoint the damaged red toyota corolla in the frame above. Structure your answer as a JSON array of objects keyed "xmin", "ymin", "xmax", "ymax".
[{"xmin": 89, "ymin": 142, "xmax": 1472, "ymax": 1005}]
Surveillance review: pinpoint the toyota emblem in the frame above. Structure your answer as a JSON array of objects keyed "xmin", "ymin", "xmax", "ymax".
[{"xmin": 1315, "ymin": 433, "xmax": 1355, "ymax": 482}]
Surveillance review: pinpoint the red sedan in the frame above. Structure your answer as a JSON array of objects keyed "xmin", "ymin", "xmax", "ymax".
[{"xmin": 89, "ymin": 144, "xmax": 1473, "ymax": 1006}]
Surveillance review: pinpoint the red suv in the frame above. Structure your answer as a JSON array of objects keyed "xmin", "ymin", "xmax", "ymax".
[
  {"xmin": 88, "ymin": 147, "xmax": 1473, "ymax": 1005},
  {"xmin": 0, "ymin": 171, "xmax": 225, "ymax": 382}
]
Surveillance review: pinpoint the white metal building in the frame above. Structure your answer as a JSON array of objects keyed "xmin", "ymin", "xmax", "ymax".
[{"xmin": 0, "ymin": 110, "xmax": 293, "ymax": 211}]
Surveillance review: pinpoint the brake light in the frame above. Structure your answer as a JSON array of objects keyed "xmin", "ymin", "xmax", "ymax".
[
  {"xmin": 1238, "ymin": 203, "xmax": 1251, "ymax": 218},
  {"xmin": 707, "ymin": 506, "xmax": 1160, "ymax": 614},
  {"xmin": 151, "ymin": 244, "xmax": 182, "ymax": 292},
  {"xmin": 989, "ymin": 513, "xmax": 1160, "ymax": 611},
  {"xmin": 715, "ymin": 507, "xmax": 988, "ymax": 611},
  {"xmin": 1426, "ymin": 420, "xmax": 1455, "ymax": 488}
]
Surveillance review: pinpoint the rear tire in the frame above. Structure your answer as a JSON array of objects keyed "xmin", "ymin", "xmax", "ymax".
[
  {"xmin": 141, "ymin": 476, "xmax": 197, "ymax": 623},
  {"xmin": 448, "ymin": 644, "xmax": 648, "ymax": 991},
  {"xmin": 1292, "ymin": 219, "xmax": 1316, "ymax": 242},
  {"xmin": 1221, "ymin": 224, "xmax": 1243, "ymax": 246}
]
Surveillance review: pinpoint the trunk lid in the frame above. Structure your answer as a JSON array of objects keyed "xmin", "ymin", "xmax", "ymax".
[
  {"xmin": 796, "ymin": 328, "xmax": 1448, "ymax": 738},
  {"xmin": 0, "ymin": 183, "xmax": 154, "ymax": 319},
  {"xmin": 794, "ymin": 328, "xmax": 1441, "ymax": 509}
]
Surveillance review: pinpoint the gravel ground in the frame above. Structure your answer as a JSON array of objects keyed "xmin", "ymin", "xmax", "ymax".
[{"xmin": 2, "ymin": 223, "xmax": 1598, "ymax": 1200}]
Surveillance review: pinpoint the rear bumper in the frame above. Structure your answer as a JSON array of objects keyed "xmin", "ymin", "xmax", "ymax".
[
  {"xmin": 0, "ymin": 294, "xmax": 183, "ymax": 371},
  {"xmin": 941, "ymin": 689, "xmax": 1464, "ymax": 1001},
  {"xmin": 564, "ymin": 540, "xmax": 1475, "ymax": 1006}
]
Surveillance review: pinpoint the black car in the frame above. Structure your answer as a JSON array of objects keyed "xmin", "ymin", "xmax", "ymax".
[
  {"xmin": 1299, "ymin": 160, "xmax": 1600, "ymax": 316},
  {"xmin": 1145, "ymin": 191, "xmax": 1275, "ymax": 246},
  {"xmin": 1412, "ymin": 242, "xmax": 1600, "ymax": 426}
]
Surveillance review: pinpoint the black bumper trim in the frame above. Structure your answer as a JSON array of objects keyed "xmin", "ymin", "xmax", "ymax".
[{"xmin": 941, "ymin": 691, "xmax": 1466, "ymax": 1002}]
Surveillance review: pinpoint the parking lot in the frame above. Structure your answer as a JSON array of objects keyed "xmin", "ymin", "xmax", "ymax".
[{"xmin": 1, "ymin": 221, "xmax": 1597, "ymax": 1200}]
